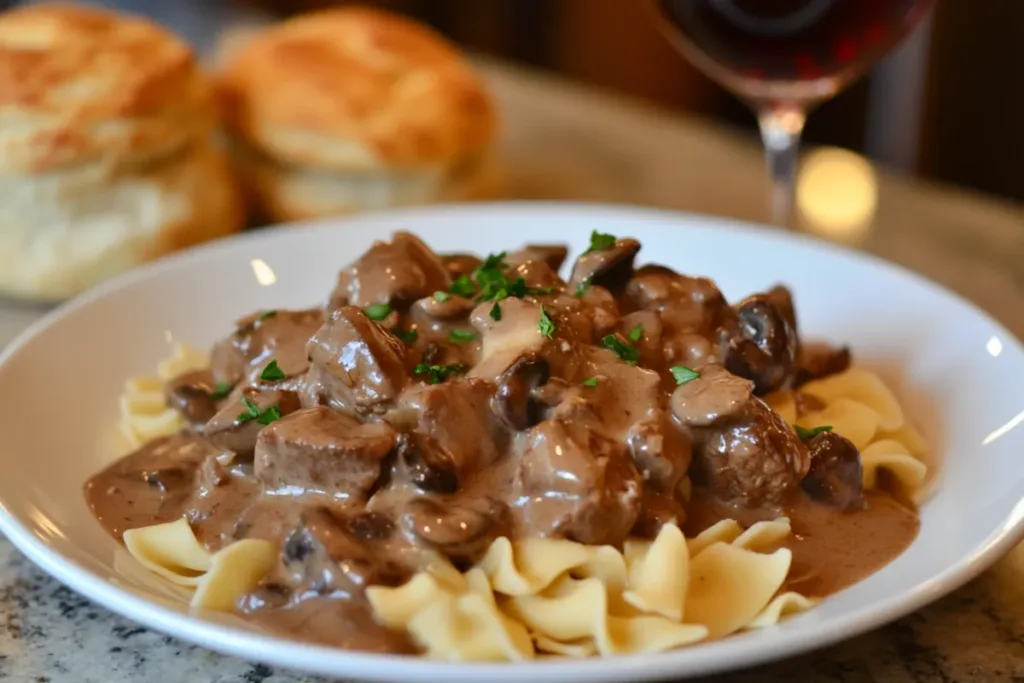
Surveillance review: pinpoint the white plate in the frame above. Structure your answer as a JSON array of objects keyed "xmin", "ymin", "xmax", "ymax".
[{"xmin": 1, "ymin": 203, "xmax": 1023, "ymax": 682}]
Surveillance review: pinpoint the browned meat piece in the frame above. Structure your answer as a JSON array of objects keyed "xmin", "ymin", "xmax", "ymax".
[
  {"xmin": 394, "ymin": 432, "xmax": 459, "ymax": 494},
  {"xmin": 507, "ymin": 244, "xmax": 570, "ymax": 272},
  {"xmin": 794, "ymin": 342, "xmax": 852, "ymax": 386},
  {"xmin": 441, "ymin": 253, "xmax": 483, "ymax": 279},
  {"xmin": 210, "ymin": 309, "xmax": 325, "ymax": 386},
  {"xmin": 278, "ymin": 507, "xmax": 407, "ymax": 598},
  {"xmin": 632, "ymin": 491, "xmax": 687, "ymax": 538},
  {"xmin": 624, "ymin": 265, "xmax": 733, "ymax": 337},
  {"xmin": 164, "ymin": 369, "xmax": 219, "ymax": 427},
  {"xmin": 399, "ymin": 496, "xmax": 512, "ymax": 564},
  {"xmin": 626, "ymin": 414, "xmax": 692, "ymax": 492},
  {"xmin": 672, "ymin": 366, "xmax": 808, "ymax": 506},
  {"xmin": 508, "ymin": 258, "xmax": 565, "ymax": 290},
  {"xmin": 569, "ymin": 237, "xmax": 641, "ymax": 294},
  {"xmin": 399, "ymin": 378, "xmax": 503, "ymax": 476},
  {"xmin": 670, "ymin": 364, "xmax": 754, "ymax": 427},
  {"xmin": 723, "ymin": 294, "xmax": 798, "ymax": 394},
  {"xmin": 254, "ymin": 407, "xmax": 398, "ymax": 500},
  {"xmin": 516, "ymin": 419, "xmax": 642, "ymax": 546},
  {"xmin": 801, "ymin": 431, "xmax": 864, "ymax": 510},
  {"xmin": 328, "ymin": 232, "xmax": 450, "ymax": 310},
  {"xmin": 203, "ymin": 388, "xmax": 301, "ymax": 455},
  {"xmin": 307, "ymin": 306, "xmax": 409, "ymax": 414}
]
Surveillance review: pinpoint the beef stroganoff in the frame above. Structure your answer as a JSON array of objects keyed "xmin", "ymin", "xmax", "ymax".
[{"xmin": 85, "ymin": 231, "xmax": 927, "ymax": 659}]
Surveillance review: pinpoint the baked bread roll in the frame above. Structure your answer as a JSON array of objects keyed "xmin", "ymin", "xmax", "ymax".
[
  {"xmin": 217, "ymin": 6, "xmax": 498, "ymax": 223},
  {"xmin": 0, "ymin": 4, "xmax": 245, "ymax": 301}
]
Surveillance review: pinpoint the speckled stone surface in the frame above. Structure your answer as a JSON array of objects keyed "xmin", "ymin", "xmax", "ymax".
[{"xmin": 2, "ymin": 61, "xmax": 1024, "ymax": 682}]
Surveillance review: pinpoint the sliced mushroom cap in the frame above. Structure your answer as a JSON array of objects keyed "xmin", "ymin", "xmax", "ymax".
[
  {"xmin": 414, "ymin": 294, "xmax": 477, "ymax": 321},
  {"xmin": 396, "ymin": 432, "xmax": 459, "ymax": 494},
  {"xmin": 203, "ymin": 388, "xmax": 301, "ymax": 455},
  {"xmin": 164, "ymin": 369, "xmax": 219, "ymax": 427},
  {"xmin": 801, "ymin": 431, "xmax": 864, "ymax": 510},
  {"xmin": 670, "ymin": 364, "xmax": 754, "ymax": 427},
  {"xmin": 401, "ymin": 497, "xmax": 509, "ymax": 561},
  {"xmin": 441, "ymin": 253, "xmax": 483, "ymax": 279},
  {"xmin": 723, "ymin": 294, "xmax": 798, "ymax": 394},
  {"xmin": 493, "ymin": 354, "xmax": 551, "ymax": 430},
  {"xmin": 569, "ymin": 238, "xmax": 641, "ymax": 293},
  {"xmin": 507, "ymin": 244, "xmax": 570, "ymax": 272}
]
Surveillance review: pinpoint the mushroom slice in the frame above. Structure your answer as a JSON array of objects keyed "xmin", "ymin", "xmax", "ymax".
[
  {"xmin": 569, "ymin": 238, "xmax": 641, "ymax": 293},
  {"xmin": 493, "ymin": 354, "xmax": 551, "ymax": 430},
  {"xmin": 724, "ymin": 294, "xmax": 798, "ymax": 394}
]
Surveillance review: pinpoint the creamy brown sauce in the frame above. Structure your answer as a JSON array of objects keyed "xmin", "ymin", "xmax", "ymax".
[{"xmin": 84, "ymin": 232, "xmax": 921, "ymax": 654}]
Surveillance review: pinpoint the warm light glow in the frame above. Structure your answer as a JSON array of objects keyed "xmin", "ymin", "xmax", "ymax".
[
  {"xmin": 250, "ymin": 258, "xmax": 277, "ymax": 287},
  {"xmin": 986, "ymin": 336, "xmax": 1003, "ymax": 357},
  {"xmin": 797, "ymin": 147, "xmax": 878, "ymax": 241}
]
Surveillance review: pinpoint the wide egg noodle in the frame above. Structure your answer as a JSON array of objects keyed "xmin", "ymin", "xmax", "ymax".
[
  {"xmin": 532, "ymin": 634, "xmax": 598, "ymax": 658},
  {"xmin": 732, "ymin": 518, "xmax": 791, "ymax": 552},
  {"xmin": 119, "ymin": 344, "xmax": 210, "ymax": 446},
  {"xmin": 800, "ymin": 367, "xmax": 904, "ymax": 431},
  {"xmin": 122, "ymin": 517, "xmax": 275, "ymax": 611},
  {"xmin": 366, "ymin": 573, "xmax": 450, "ymax": 630},
  {"xmin": 798, "ymin": 397, "xmax": 880, "ymax": 450},
  {"xmin": 683, "ymin": 543, "xmax": 792, "ymax": 638},
  {"xmin": 478, "ymin": 536, "xmax": 604, "ymax": 597},
  {"xmin": 622, "ymin": 524, "xmax": 688, "ymax": 620},
  {"xmin": 687, "ymin": 519, "xmax": 742, "ymax": 556},
  {"xmin": 504, "ymin": 576, "xmax": 707, "ymax": 656},
  {"xmin": 879, "ymin": 421, "xmax": 928, "ymax": 456},
  {"xmin": 745, "ymin": 592, "xmax": 819, "ymax": 629},
  {"xmin": 860, "ymin": 439, "xmax": 928, "ymax": 491}
]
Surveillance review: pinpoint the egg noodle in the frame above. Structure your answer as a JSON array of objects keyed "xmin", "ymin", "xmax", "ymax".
[{"xmin": 117, "ymin": 349, "xmax": 926, "ymax": 659}]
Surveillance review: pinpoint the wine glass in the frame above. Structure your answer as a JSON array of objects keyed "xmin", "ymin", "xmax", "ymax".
[{"xmin": 650, "ymin": 0, "xmax": 934, "ymax": 226}]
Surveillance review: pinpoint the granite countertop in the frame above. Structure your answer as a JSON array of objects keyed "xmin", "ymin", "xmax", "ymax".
[{"xmin": 2, "ymin": 59, "xmax": 1024, "ymax": 682}]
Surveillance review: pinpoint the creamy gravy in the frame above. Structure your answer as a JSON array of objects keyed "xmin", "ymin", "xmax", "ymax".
[{"xmin": 84, "ymin": 232, "xmax": 922, "ymax": 653}]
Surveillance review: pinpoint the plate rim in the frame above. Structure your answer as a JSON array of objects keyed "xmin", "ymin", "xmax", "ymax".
[{"xmin": 2, "ymin": 201, "xmax": 1023, "ymax": 681}]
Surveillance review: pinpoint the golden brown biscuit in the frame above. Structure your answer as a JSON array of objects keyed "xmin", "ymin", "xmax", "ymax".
[
  {"xmin": 218, "ymin": 6, "xmax": 497, "ymax": 188},
  {"xmin": 0, "ymin": 4, "xmax": 245, "ymax": 300}
]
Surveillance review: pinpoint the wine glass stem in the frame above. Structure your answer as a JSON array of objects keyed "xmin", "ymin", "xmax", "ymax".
[{"xmin": 757, "ymin": 105, "xmax": 808, "ymax": 227}]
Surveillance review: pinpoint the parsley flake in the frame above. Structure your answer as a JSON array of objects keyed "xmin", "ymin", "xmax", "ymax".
[
  {"xmin": 364, "ymin": 303, "xmax": 391, "ymax": 321},
  {"xmin": 489, "ymin": 302, "xmax": 502, "ymax": 321},
  {"xmin": 582, "ymin": 377, "xmax": 599, "ymax": 387},
  {"xmin": 238, "ymin": 395, "xmax": 283, "ymax": 425},
  {"xmin": 795, "ymin": 425, "xmax": 833, "ymax": 441},
  {"xmin": 414, "ymin": 362, "xmax": 467, "ymax": 385},
  {"xmin": 586, "ymin": 230, "xmax": 617, "ymax": 253},
  {"xmin": 670, "ymin": 365, "xmax": 700, "ymax": 386},
  {"xmin": 574, "ymin": 279, "xmax": 592, "ymax": 297},
  {"xmin": 538, "ymin": 305, "xmax": 556, "ymax": 338},
  {"xmin": 449, "ymin": 275, "xmax": 476, "ymax": 297},
  {"xmin": 395, "ymin": 328, "xmax": 418, "ymax": 344},
  {"xmin": 210, "ymin": 381, "xmax": 234, "ymax": 401},
  {"xmin": 433, "ymin": 291, "xmax": 451, "ymax": 302},
  {"xmin": 602, "ymin": 334, "xmax": 639, "ymax": 364},
  {"xmin": 257, "ymin": 405, "xmax": 282, "ymax": 426},
  {"xmin": 449, "ymin": 329, "xmax": 477, "ymax": 343},
  {"xmin": 260, "ymin": 360, "xmax": 285, "ymax": 382},
  {"xmin": 258, "ymin": 310, "xmax": 277, "ymax": 322},
  {"xmin": 627, "ymin": 323, "xmax": 644, "ymax": 343}
]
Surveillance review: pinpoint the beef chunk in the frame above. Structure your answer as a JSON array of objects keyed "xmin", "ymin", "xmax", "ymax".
[
  {"xmin": 689, "ymin": 396, "xmax": 810, "ymax": 507},
  {"xmin": 625, "ymin": 265, "xmax": 734, "ymax": 338},
  {"xmin": 801, "ymin": 431, "xmax": 864, "ymax": 510},
  {"xmin": 516, "ymin": 419, "xmax": 642, "ymax": 546},
  {"xmin": 670, "ymin": 364, "xmax": 754, "ymax": 427},
  {"xmin": 203, "ymin": 388, "xmax": 301, "ymax": 455},
  {"xmin": 307, "ymin": 306, "xmax": 409, "ymax": 414},
  {"xmin": 328, "ymin": 232, "xmax": 450, "ymax": 310},
  {"xmin": 254, "ymin": 407, "xmax": 397, "ymax": 500},
  {"xmin": 210, "ymin": 309, "xmax": 325, "ymax": 386}
]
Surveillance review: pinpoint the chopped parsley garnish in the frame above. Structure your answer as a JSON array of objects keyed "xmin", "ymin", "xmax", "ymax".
[
  {"xmin": 364, "ymin": 303, "xmax": 391, "ymax": 321},
  {"xmin": 449, "ymin": 275, "xmax": 476, "ymax": 297},
  {"xmin": 449, "ymin": 329, "xmax": 477, "ymax": 343},
  {"xmin": 414, "ymin": 362, "xmax": 467, "ymax": 385},
  {"xmin": 237, "ymin": 395, "xmax": 282, "ymax": 425},
  {"xmin": 478, "ymin": 251, "xmax": 509, "ymax": 273},
  {"xmin": 582, "ymin": 377, "xmax": 599, "ymax": 387},
  {"xmin": 795, "ymin": 425, "xmax": 833, "ymax": 441},
  {"xmin": 489, "ymin": 302, "xmax": 502, "ymax": 321},
  {"xmin": 530, "ymin": 285, "xmax": 555, "ymax": 295},
  {"xmin": 670, "ymin": 365, "xmax": 701, "ymax": 386},
  {"xmin": 575, "ymin": 279, "xmax": 592, "ymax": 297},
  {"xmin": 627, "ymin": 323, "xmax": 644, "ymax": 343},
  {"xmin": 258, "ymin": 310, "xmax": 277, "ymax": 321},
  {"xmin": 586, "ymin": 230, "xmax": 617, "ymax": 253},
  {"xmin": 394, "ymin": 328, "xmax": 419, "ymax": 344},
  {"xmin": 260, "ymin": 360, "xmax": 285, "ymax": 382},
  {"xmin": 433, "ymin": 291, "xmax": 451, "ymax": 303},
  {"xmin": 538, "ymin": 305, "xmax": 556, "ymax": 338},
  {"xmin": 602, "ymin": 334, "xmax": 639, "ymax": 364},
  {"xmin": 210, "ymin": 381, "xmax": 234, "ymax": 400}
]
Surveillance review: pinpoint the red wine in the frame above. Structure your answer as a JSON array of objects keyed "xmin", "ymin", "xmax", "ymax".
[{"xmin": 658, "ymin": 0, "xmax": 932, "ymax": 86}]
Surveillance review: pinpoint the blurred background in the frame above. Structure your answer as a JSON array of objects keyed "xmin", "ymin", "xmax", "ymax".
[{"xmin": 13, "ymin": 0, "xmax": 1022, "ymax": 203}]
